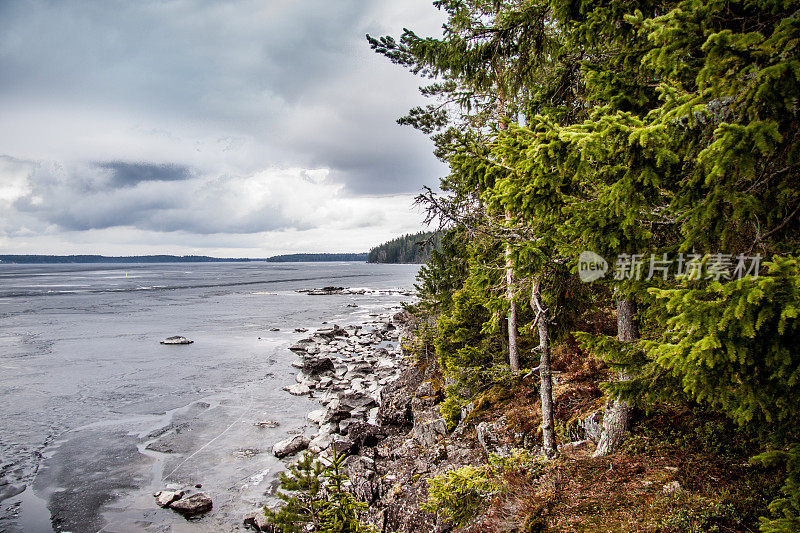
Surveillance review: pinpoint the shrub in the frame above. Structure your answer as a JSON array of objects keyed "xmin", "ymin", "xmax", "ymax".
[
  {"xmin": 423, "ymin": 450, "xmax": 545, "ymax": 526},
  {"xmin": 264, "ymin": 448, "xmax": 375, "ymax": 532}
]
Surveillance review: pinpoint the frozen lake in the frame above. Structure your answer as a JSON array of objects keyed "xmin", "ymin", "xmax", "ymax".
[{"xmin": 0, "ymin": 262, "xmax": 418, "ymax": 532}]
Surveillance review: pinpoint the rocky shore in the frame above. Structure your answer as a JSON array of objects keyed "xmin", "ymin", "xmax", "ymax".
[
  {"xmin": 236, "ymin": 308, "xmax": 490, "ymax": 532},
  {"xmin": 149, "ymin": 297, "xmax": 599, "ymax": 532}
]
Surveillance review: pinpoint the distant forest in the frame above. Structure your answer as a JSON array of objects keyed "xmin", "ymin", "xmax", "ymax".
[
  {"xmin": 0, "ymin": 255, "xmax": 250, "ymax": 264},
  {"xmin": 264, "ymin": 253, "xmax": 367, "ymax": 262},
  {"xmin": 367, "ymin": 231, "xmax": 439, "ymax": 264},
  {"xmin": 0, "ymin": 253, "xmax": 367, "ymax": 264}
]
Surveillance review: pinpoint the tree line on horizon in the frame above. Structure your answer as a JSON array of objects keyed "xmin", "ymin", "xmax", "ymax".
[{"xmin": 0, "ymin": 253, "xmax": 369, "ymax": 264}]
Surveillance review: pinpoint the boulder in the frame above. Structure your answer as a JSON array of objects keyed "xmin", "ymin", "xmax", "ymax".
[
  {"xmin": 244, "ymin": 512, "xmax": 277, "ymax": 531},
  {"xmin": 322, "ymin": 407, "xmax": 352, "ymax": 424},
  {"xmin": 338, "ymin": 393, "xmax": 377, "ymax": 412},
  {"xmin": 392, "ymin": 309, "xmax": 413, "ymax": 325},
  {"xmin": 338, "ymin": 417, "xmax": 358, "ymax": 434},
  {"xmin": 170, "ymin": 492, "xmax": 212, "ymax": 517},
  {"xmin": 476, "ymin": 416, "xmax": 512, "ymax": 457},
  {"xmin": 377, "ymin": 368, "xmax": 418, "ymax": 428},
  {"xmin": 319, "ymin": 422, "xmax": 339, "ymax": 434},
  {"xmin": 331, "ymin": 438, "xmax": 356, "ymax": 457},
  {"xmin": 307, "ymin": 409, "xmax": 327, "ymax": 425},
  {"xmin": 303, "ymin": 357, "xmax": 335, "ymax": 375},
  {"xmin": 273, "ymin": 435, "xmax": 310, "ymax": 458},
  {"xmin": 314, "ymin": 324, "xmax": 348, "ymax": 339},
  {"xmin": 308, "ymin": 433, "xmax": 333, "ymax": 454}
]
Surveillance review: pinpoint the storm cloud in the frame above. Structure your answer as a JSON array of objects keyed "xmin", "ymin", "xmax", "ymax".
[
  {"xmin": 0, "ymin": 0, "xmax": 445, "ymax": 255},
  {"xmin": 96, "ymin": 162, "xmax": 195, "ymax": 189}
]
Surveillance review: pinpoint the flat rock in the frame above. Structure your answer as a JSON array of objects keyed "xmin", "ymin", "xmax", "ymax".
[
  {"xmin": 289, "ymin": 338, "xmax": 315, "ymax": 353},
  {"xmin": 283, "ymin": 383, "xmax": 311, "ymax": 396},
  {"xmin": 155, "ymin": 490, "xmax": 183, "ymax": 508},
  {"xmin": 160, "ymin": 336, "xmax": 193, "ymax": 345}
]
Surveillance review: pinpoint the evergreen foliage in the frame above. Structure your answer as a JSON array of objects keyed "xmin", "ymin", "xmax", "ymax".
[
  {"xmin": 371, "ymin": 0, "xmax": 800, "ymax": 528},
  {"xmin": 264, "ymin": 450, "xmax": 374, "ymax": 532}
]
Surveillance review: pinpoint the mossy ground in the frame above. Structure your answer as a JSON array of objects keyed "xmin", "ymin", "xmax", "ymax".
[{"xmin": 453, "ymin": 343, "xmax": 782, "ymax": 532}]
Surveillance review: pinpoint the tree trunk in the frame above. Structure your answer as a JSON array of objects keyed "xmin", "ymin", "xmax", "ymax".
[
  {"xmin": 593, "ymin": 297, "xmax": 637, "ymax": 457},
  {"xmin": 500, "ymin": 314, "xmax": 508, "ymax": 355},
  {"xmin": 506, "ymin": 240, "xmax": 519, "ymax": 372},
  {"xmin": 531, "ymin": 278, "xmax": 557, "ymax": 458},
  {"xmin": 494, "ymin": 44, "xmax": 518, "ymax": 373}
]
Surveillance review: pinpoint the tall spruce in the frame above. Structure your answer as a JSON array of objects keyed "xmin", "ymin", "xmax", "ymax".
[{"xmin": 368, "ymin": 0, "xmax": 552, "ymax": 371}]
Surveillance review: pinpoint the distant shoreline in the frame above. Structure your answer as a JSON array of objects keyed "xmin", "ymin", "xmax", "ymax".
[{"xmin": 0, "ymin": 253, "xmax": 369, "ymax": 264}]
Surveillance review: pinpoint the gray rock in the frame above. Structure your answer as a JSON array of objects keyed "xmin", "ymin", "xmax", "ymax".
[
  {"xmin": 309, "ymin": 432, "xmax": 333, "ymax": 454},
  {"xmin": 377, "ymin": 368, "xmax": 417, "ymax": 428},
  {"xmin": 413, "ymin": 409, "xmax": 447, "ymax": 447},
  {"xmin": 155, "ymin": 490, "xmax": 183, "ymax": 507},
  {"xmin": 253, "ymin": 512, "xmax": 276, "ymax": 532},
  {"xmin": 283, "ymin": 383, "xmax": 311, "ymax": 396},
  {"xmin": 338, "ymin": 393, "xmax": 377, "ymax": 411},
  {"xmin": 170, "ymin": 492, "xmax": 212, "ymax": 517},
  {"xmin": 288, "ymin": 338, "xmax": 315, "ymax": 353},
  {"xmin": 476, "ymin": 416, "xmax": 511, "ymax": 457},
  {"xmin": 303, "ymin": 357, "xmax": 335, "ymax": 375},
  {"xmin": 577, "ymin": 411, "xmax": 604, "ymax": 442},
  {"xmin": 307, "ymin": 409, "xmax": 327, "ymax": 424},
  {"xmin": 342, "ymin": 455, "xmax": 380, "ymax": 504},
  {"xmin": 414, "ymin": 381, "xmax": 434, "ymax": 399},
  {"xmin": 331, "ymin": 438, "xmax": 356, "ymax": 457},
  {"xmin": 160, "ymin": 336, "xmax": 193, "ymax": 345},
  {"xmin": 273, "ymin": 435, "xmax": 310, "ymax": 458},
  {"xmin": 347, "ymin": 421, "xmax": 386, "ymax": 449}
]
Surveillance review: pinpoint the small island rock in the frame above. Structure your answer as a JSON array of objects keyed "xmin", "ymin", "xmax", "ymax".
[
  {"xmin": 170, "ymin": 492, "xmax": 212, "ymax": 517},
  {"xmin": 160, "ymin": 336, "xmax": 194, "ymax": 345}
]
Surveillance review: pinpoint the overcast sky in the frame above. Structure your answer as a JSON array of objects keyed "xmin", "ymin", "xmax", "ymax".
[{"xmin": 0, "ymin": 0, "xmax": 446, "ymax": 257}]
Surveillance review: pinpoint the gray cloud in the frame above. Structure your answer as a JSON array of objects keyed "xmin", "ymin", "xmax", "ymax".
[
  {"xmin": 0, "ymin": 0, "xmax": 444, "ymax": 254},
  {"xmin": 96, "ymin": 162, "xmax": 194, "ymax": 188}
]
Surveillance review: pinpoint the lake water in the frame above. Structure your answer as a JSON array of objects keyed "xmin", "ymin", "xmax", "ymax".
[{"xmin": 0, "ymin": 262, "xmax": 419, "ymax": 532}]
